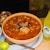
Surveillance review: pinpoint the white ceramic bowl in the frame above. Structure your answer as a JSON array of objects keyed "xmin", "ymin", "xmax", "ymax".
[{"xmin": 2, "ymin": 12, "xmax": 42, "ymax": 44}]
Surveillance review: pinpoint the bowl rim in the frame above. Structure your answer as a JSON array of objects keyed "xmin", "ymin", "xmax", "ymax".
[{"xmin": 2, "ymin": 12, "xmax": 42, "ymax": 41}]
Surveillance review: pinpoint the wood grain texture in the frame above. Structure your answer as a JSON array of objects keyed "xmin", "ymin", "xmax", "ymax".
[{"xmin": 35, "ymin": 39, "xmax": 50, "ymax": 50}]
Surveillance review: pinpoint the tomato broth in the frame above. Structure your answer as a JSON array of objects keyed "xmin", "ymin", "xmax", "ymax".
[{"xmin": 3, "ymin": 15, "xmax": 41, "ymax": 40}]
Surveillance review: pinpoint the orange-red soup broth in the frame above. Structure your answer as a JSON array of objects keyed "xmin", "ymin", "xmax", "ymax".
[{"xmin": 3, "ymin": 15, "xmax": 41, "ymax": 40}]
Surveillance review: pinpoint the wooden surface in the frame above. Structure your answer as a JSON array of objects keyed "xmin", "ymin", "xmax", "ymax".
[
  {"xmin": 34, "ymin": 18, "xmax": 50, "ymax": 50},
  {"xmin": 35, "ymin": 39, "xmax": 50, "ymax": 50}
]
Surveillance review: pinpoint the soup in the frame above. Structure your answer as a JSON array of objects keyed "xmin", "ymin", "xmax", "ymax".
[{"xmin": 3, "ymin": 15, "xmax": 41, "ymax": 40}]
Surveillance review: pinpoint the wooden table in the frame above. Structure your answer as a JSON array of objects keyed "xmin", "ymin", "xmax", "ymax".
[
  {"xmin": 35, "ymin": 39, "xmax": 50, "ymax": 50},
  {"xmin": 6, "ymin": 18, "xmax": 50, "ymax": 50}
]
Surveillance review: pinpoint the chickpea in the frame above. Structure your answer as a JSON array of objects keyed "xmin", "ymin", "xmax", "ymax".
[
  {"xmin": 31, "ymin": 20, "xmax": 34, "ymax": 23},
  {"xmin": 13, "ymin": 18, "xmax": 16, "ymax": 20},
  {"xmin": 30, "ymin": 27, "xmax": 34, "ymax": 31},
  {"xmin": 36, "ymin": 25, "xmax": 40, "ymax": 30},
  {"xmin": 24, "ymin": 16, "xmax": 27, "ymax": 19},
  {"xmin": 35, "ymin": 21, "xmax": 38, "ymax": 25},
  {"xmin": 27, "ymin": 17, "xmax": 30, "ymax": 20},
  {"xmin": 10, "ymin": 20, "xmax": 13, "ymax": 24}
]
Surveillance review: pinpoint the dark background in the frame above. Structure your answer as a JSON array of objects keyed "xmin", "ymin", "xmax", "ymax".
[
  {"xmin": 0, "ymin": 0, "xmax": 49, "ymax": 17},
  {"xmin": 0, "ymin": 0, "xmax": 29, "ymax": 13}
]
